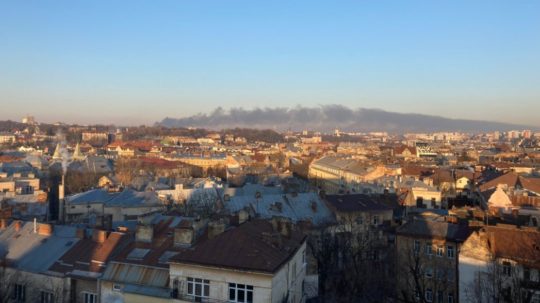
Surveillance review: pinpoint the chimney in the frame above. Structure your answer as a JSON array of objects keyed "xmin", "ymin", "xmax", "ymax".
[
  {"xmin": 135, "ymin": 225, "xmax": 154, "ymax": 243},
  {"xmin": 174, "ymin": 228, "xmax": 193, "ymax": 246},
  {"xmin": 0, "ymin": 219, "xmax": 7, "ymax": 230},
  {"xmin": 280, "ymin": 221, "xmax": 291, "ymax": 238},
  {"xmin": 208, "ymin": 221, "xmax": 226, "ymax": 239},
  {"xmin": 92, "ymin": 229, "xmax": 108, "ymax": 243},
  {"xmin": 76, "ymin": 228, "xmax": 85, "ymax": 239},
  {"xmin": 59, "ymin": 174, "xmax": 65, "ymax": 201},
  {"xmin": 512, "ymin": 208, "xmax": 519, "ymax": 219},
  {"xmin": 238, "ymin": 210, "xmax": 249, "ymax": 225},
  {"xmin": 271, "ymin": 217, "xmax": 292, "ymax": 238},
  {"xmin": 58, "ymin": 174, "xmax": 65, "ymax": 222},
  {"xmin": 14, "ymin": 220, "xmax": 22, "ymax": 232},
  {"xmin": 38, "ymin": 223, "xmax": 53, "ymax": 236}
]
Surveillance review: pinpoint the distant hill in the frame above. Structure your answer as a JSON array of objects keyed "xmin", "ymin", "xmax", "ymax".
[{"xmin": 157, "ymin": 105, "xmax": 536, "ymax": 133}]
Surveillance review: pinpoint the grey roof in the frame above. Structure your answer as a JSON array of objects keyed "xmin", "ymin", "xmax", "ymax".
[
  {"xmin": 67, "ymin": 188, "xmax": 162, "ymax": 208},
  {"xmin": 222, "ymin": 183, "xmax": 284, "ymax": 197},
  {"xmin": 0, "ymin": 161, "xmax": 34, "ymax": 176},
  {"xmin": 106, "ymin": 189, "xmax": 162, "ymax": 207},
  {"xmin": 226, "ymin": 192, "xmax": 334, "ymax": 225},
  {"xmin": 67, "ymin": 188, "xmax": 118, "ymax": 205},
  {"xmin": 0, "ymin": 222, "xmax": 79, "ymax": 273},
  {"xmin": 396, "ymin": 219, "xmax": 470, "ymax": 242},
  {"xmin": 325, "ymin": 194, "xmax": 393, "ymax": 213}
]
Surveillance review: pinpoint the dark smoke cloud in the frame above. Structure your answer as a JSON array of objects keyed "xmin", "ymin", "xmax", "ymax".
[{"xmin": 158, "ymin": 105, "xmax": 534, "ymax": 133}]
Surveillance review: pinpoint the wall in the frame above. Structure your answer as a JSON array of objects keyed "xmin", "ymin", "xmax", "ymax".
[
  {"xmin": 170, "ymin": 263, "xmax": 274, "ymax": 302},
  {"xmin": 271, "ymin": 241, "xmax": 307, "ymax": 303},
  {"xmin": 74, "ymin": 278, "xmax": 98, "ymax": 303}
]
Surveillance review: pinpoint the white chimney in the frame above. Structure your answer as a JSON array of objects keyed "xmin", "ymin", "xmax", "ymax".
[
  {"xmin": 58, "ymin": 174, "xmax": 65, "ymax": 222},
  {"xmin": 59, "ymin": 174, "xmax": 65, "ymax": 201}
]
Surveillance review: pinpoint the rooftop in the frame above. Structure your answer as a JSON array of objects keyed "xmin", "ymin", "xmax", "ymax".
[{"xmin": 170, "ymin": 220, "xmax": 305, "ymax": 274}]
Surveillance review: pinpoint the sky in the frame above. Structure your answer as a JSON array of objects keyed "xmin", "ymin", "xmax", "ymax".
[{"xmin": 1, "ymin": 1, "xmax": 539, "ymax": 126}]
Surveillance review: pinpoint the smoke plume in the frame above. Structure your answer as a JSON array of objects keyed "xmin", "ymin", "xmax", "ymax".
[
  {"xmin": 56, "ymin": 131, "xmax": 71, "ymax": 174},
  {"xmin": 158, "ymin": 105, "xmax": 534, "ymax": 133}
]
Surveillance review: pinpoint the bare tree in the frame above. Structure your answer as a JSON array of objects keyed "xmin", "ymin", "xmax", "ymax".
[
  {"xmin": 0, "ymin": 267, "xmax": 29, "ymax": 303},
  {"xmin": 397, "ymin": 239, "xmax": 455, "ymax": 303},
  {"xmin": 464, "ymin": 259, "xmax": 536, "ymax": 303},
  {"xmin": 308, "ymin": 219, "xmax": 395, "ymax": 302}
]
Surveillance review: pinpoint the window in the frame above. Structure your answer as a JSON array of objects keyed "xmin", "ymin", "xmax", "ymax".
[
  {"xmin": 436, "ymin": 268, "xmax": 445, "ymax": 280},
  {"xmin": 437, "ymin": 246, "xmax": 444, "ymax": 257},
  {"xmin": 83, "ymin": 292, "xmax": 97, "ymax": 303},
  {"xmin": 425, "ymin": 267, "xmax": 433, "ymax": 278},
  {"xmin": 425, "ymin": 242, "xmax": 433, "ymax": 255},
  {"xmin": 447, "ymin": 245, "xmax": 454, "ymax": 258},
  {"xmin": 12, "ymin": 284, "xmax": 25, "ymax": 302},
  {"xmin": 113, "ymin": 284, "xmax": 122, "ymax": 291},
  {"xmin": 373, "ymin": 215, "xmax": 379, "ymax": 225},
  {"xmin": 425, "ymin": 288, "xmax": 433, "ymax": 302},
  {"xmin": 447, "ymin": 293, "xmax": 454, "ymax": 303},
  {"xmin": 437, "ymin": 291, "xmax": 444, "ymax": 303},
  {"xmin": 229, "ymin": 283, "xmax": 253, "ymax": 303},
  {"xmin": 187, "ymin": 278, "xmax": 210, "ymax": 301},
  {"xmin": 524, "ymin": 267, "xmax": 531, "ymax": 281},
  {"xmin": 413, "ymin": 240, "xmax": 420, "ymax": 254},
  {"xmin": 447, "ymin": 269, "xmax": 454, "ymax": 281},
  {"xmin": 502, "ymin": 261, "xmax": 512, "ymax": 276},
  {"xmin": 373, "ymin": 250, "xmax": 380, "ymax": 261},
  {"xmin": 40, "ymin": 291, "xmax": 54, "ymax": 303}
]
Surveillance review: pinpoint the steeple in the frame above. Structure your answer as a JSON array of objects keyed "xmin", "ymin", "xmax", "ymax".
[
  {"xmin": 52, "ymin": 143, "xmax": 62, "ymax": 160},
  {"xmin": 72, "ymin": 142, "xmax": 85, "ymax": 161}
]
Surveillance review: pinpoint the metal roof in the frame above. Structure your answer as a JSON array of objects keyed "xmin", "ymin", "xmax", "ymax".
[
  {"xmin": 226, "ymin": 192, "xmax": 333, "ymax": 225},
  {"xmin": 101, "ymin": 262, "xmax": 170, "ymax": 288},
  {"xmin": 0, "ymin": 222, "xmax": 79, "ymax": 273}
]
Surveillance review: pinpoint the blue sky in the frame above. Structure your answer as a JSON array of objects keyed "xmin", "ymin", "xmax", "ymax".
[{"xmin": 1, "ymin": 1, "xmax": 539, "ymax": 126}]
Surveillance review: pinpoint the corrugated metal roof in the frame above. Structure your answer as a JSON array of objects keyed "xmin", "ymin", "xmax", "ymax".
[{"xmin": 101, "ymin": 262, "xmax": 170, "ymax": 287}]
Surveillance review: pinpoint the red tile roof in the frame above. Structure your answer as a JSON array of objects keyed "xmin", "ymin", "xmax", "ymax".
[
  {"xmin": 486, "ymin": 226, "xmax": 540, "ymax": 269},
  {"xmin": 49, "ymin": 231, "xmax": 129, "ymax": 278}
]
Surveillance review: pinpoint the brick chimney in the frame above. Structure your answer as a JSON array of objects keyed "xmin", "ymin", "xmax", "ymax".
[
  {"xmin": 38, "ymin": 223, "xmax": 53, "ymax": 236},
  {"xmin": 14, "ymin": 220, "xmax": 22, "ymax": 232},
  {"xmin": 92, "ymin": 229, "xmax": 108, "ymax": 243},
  {"xmin": 0, "ymin": 218, "xmax": 7, "ymax": 230},
  {"xmin": 76, "ymin": 228, "xmax": 85, "ymax": 239}
]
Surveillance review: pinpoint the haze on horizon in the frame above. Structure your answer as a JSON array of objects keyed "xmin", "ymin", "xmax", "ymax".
[{"xmin": 1, "ymin": 1, "xmax": 539, "ymax": 126}]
